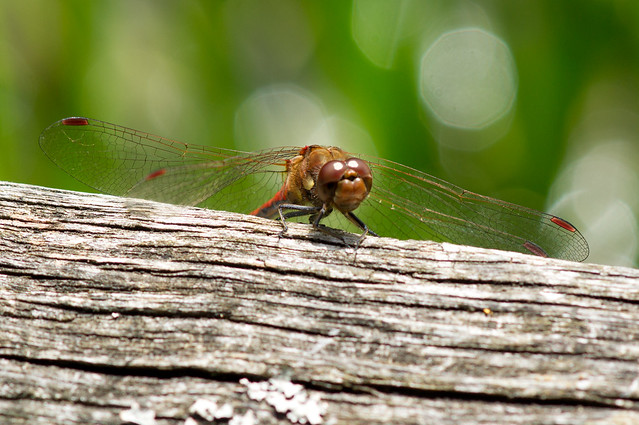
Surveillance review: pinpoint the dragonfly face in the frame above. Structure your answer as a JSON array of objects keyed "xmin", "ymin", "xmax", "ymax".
[
  {"xmin": 39, "ymin": 117, "xmax": 589, "ymax": 262},
  {"xmin": 316, "ymin": 156, "xmax": 373, "ymax": 214},
  {"xmin": 249, "ymin": 145, "xmax": 376, "ymax": 240},
  {"xmin": 254, "ymin": 145, "xmax": 373, "ymax": 216}
]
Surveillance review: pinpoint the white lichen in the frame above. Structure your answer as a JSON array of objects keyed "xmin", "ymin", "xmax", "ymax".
[
  {"xmin": 240, "ymin": 377, "xmax": 327, "ymax": 424},
  {"xmin": 188, "ymin": 397, "xmax": 234, "ymax": 421},
  {"xmin": 119, "ymin": 401, "xmax": 156, "ymax": 425}
]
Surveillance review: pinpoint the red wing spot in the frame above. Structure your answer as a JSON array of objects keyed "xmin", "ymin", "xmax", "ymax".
[
  {"xmin": 145, "ymin": 169, "xmax": 167, "ymax": 181},
  {"xmin": 550, "ymin": 216, "xmax": 577, "ymax": 232},
  {"xmin": 523, "ymin": 241, "xmax": 548, "ymax": 258},
  {"xmin": 61, "ymin": 117, "xmax": 90, "ymax": 126}
]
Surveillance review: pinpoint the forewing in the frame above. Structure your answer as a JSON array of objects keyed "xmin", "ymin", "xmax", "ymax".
[
  {"xmin": 39, "ymin": 117, "xmax": 298, "ymax": 213},
  {"xmin": 352, "ymin": 155, "xmax": 589, "ymax": 262}
]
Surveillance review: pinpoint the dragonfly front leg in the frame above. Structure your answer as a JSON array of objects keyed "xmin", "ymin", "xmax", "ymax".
[
  {"xmin": 276, "ymin": 203, "xmax": 347, "ymax": 244},
  {"xmin": 276, "ymin": 203, "xmax": 322, "ymax": 236},
  {"xmin": 345, "ymin": 211, "xmax": 379, "ymax": 248}
]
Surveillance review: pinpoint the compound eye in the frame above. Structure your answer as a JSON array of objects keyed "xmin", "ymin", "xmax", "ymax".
[
  {"xmin": 345, "ymin": 158, "xmax": 372, "ymax": 190},
  {"xmin": 317, "ymin": 160, "xmax": 346, "ymax": 202}
]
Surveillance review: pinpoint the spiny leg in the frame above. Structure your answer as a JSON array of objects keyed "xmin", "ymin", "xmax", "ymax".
[
  {"xmin": 276, "ymin": 203, "xmax": 348, "ymax": 244},
  {"xmin": 276, "ymin": 203, "xmax": 321, "ymax": 236},
  {"xmin": 310, "ymin": 204, "xmax": 353, "ymax": 244},
  {"xmin": 345, "ymin": 211, "xmax": 379, "ymax": 248},
  {"xmin": 275, "ymin": 204, "xmax": 377, "ymax": 246}
]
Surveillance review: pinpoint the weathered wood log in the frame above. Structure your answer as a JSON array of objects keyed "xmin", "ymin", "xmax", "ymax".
[{"xmin": 1, "ymin": 180, "xmax": 639, "ymax": 425}]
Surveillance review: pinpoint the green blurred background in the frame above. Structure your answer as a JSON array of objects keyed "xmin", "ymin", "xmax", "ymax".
[{"xmin": 2, "ymin": 0, "xmax": 638, "ymax": 266}]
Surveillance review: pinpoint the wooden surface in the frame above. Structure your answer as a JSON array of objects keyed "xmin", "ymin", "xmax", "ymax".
[{"xmin": 1, "ymin": 180, "xmax": 639, "ymax": 425}]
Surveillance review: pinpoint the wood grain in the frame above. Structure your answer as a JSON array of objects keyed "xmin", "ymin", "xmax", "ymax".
[{"xmin": 1, "ymin": 181, "xmax": 638, "ymax": 425}]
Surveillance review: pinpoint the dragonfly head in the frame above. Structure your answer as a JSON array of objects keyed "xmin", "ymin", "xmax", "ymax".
[{"xmin": 317, "ymin": 158, "xmax": 372, "ymax": 213}]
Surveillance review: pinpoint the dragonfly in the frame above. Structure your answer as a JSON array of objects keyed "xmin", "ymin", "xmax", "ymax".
[{"xmin": 39, "ymin": 117, "xmax": 589, "ymax": 262}]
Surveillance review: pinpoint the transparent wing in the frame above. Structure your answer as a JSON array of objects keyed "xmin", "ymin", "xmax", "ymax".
[
  {"xmin": 350, "ymin": 155, "xmax": 589, "ymax": 262},
  {"xmin": 39, "ymin": 117, "xmax": 300, "ymax": 214}
]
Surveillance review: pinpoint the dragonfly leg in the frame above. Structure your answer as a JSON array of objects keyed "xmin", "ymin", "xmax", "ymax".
[
  {"xmin": 345, "ymin": 211, "xmax": 379, "ymax": 248},
  {"xmin": 275, "ymin": 203, "xmax": 371, "ymax": 247},
  {"xmin": 276, "ymin": 203, "xmax": 322, "ymax": 236},
  {"xmin": 275, "ymin": 203, "xmax": 348, "ymax": 244},
  {"xmin": 311, "ymin": 205, "xmax": 352, "ymax": 245}
]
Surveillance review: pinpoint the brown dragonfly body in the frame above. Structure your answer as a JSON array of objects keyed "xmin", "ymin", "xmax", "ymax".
[{"xmin": 250, "ymin": 145, "xmax": 374, "ymax": 236}]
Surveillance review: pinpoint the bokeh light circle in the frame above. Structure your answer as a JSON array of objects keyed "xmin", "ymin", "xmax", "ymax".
[
  {"xmin": 419, "ymin": 28, "xmax": 517, "ymax": 130},
  {"xmin": 234, "ymin": 85, "xmax": 325, "ymax": 151}
]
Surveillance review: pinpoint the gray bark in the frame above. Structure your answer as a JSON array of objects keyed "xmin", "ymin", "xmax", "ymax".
[{"xmin": 1, "ymin": 181, "xmax": 638, "ymax": 425}]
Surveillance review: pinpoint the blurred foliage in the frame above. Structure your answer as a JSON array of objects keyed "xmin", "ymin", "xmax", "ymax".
[{"xmin": 2, "ymin": 0, "xmax": 639, "ymax": 266}]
